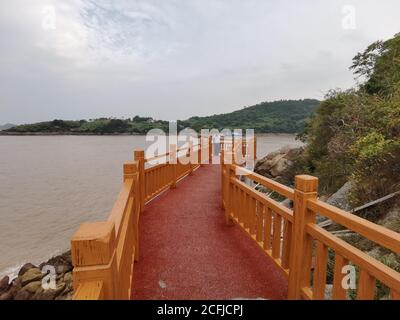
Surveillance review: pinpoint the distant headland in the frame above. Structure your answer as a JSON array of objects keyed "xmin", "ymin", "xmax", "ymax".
[{"xmin": 0, "ymin": 99, "xmax": 319, "ymax": 135}]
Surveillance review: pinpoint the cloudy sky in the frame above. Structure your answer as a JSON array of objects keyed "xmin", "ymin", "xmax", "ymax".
[{"xmin": 1, "ymin": 0, "xmax": 399, "ymax": 124}]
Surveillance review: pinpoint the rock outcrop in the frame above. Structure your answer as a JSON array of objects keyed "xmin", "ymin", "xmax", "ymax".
[
  {"xmin": 0, "ymin": 251, "xmax": 73, "ymax": 300},
  {"xmin": 254, "ymin": 146, "xmax": 303, "ymax": 179}
]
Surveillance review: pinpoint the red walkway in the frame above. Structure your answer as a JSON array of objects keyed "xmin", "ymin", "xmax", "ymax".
[{"xmin": 131, "ymin": 164, "xmax": 288, "ymax": 300}]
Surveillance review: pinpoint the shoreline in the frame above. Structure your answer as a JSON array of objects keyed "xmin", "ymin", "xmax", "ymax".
[
  {"xmin": 0, "ymin": 251, "xmax": 73, "ymax": 300},
  {"xmin": 0, "ymin": 132, "xmax": 300, "ymax": 136}
]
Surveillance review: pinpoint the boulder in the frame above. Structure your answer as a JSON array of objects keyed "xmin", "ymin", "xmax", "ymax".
[
  {"xmin": 18, "ymin": 263, "xmax": 37, "ymax": 277},
  {"xmin": 326, "ymin": 182, "xmax": 353, "ymax": 211},
  {"xmin": 255, "ymin": 146, "xmax": 303, "ymax": 179},
  {"xmin": 0, "ymin": 291, "xmax": 13, "ymax": 300},
  {"xmin": 32, "ymin": 283, "xmax": 66, "ymax": 300},
  {"xmin": 39, "ymin": 250, "xmax": 72, "ymax": 275},
  {"xmin": 14, "ymin": 289, "xmax": 32, "ymax": 300},
  {"xmin": 20, "ymin": 268, "xmax": 44, "ymax": 286},
  {"xmin": 0, "ymin": 276, "xmax": 9, "ymax": 293},
  {"xmin": 22, "ymin": 281, "xmax": 42, "ymax": 294},
  {"xmin": 63, "ymin": 272, "xmax": 72, "ymax": 283}
]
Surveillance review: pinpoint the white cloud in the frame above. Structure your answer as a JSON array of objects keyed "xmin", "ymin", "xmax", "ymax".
[{"xmin": 0, "ymin": 0, "xmax": 400, "ymax": 123}]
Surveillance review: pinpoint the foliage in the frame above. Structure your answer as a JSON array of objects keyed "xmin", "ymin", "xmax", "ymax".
[
  {"xmin": 6, "ymin": 118, "xmax": 170, "ymax": 135},
  {"xmin": 295, "ymin": 33, "xmax": 400, "ymax": 217},
  {"xmin": 5, "ymin": 99, "xmax": 319, "ymax": 135},
  {"xmin": 180, "ymin": 99, "xmax": 319, "ymax": 133}
]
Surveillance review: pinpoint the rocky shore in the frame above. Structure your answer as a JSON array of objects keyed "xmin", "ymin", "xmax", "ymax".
[{"xmin": 0, "ymin": 251, "xmax": 73, "ymax": 300}]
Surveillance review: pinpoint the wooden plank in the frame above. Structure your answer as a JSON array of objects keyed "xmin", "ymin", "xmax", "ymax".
[
  {"xmin": 231, "ymin": 216, "xmax": 289, "ymax": 279},
  {"xmin": 357, "ymin": 270, "xmax": 376, "ymax": 300},
  {"xmin": 306, "ymin": 224, "xmax": 400, "ymax": 290},
  {"xmin": 73, "ymin": 281, "xmax": 104, "ymax": 300},
  {"xmin": 287, "ymin": 175, "xmax": 318, "ymax": 300},
  {"xmin": 232, "ymin": 165, "xmax": 294, "ymax": 200},
  {"xmin": 256, "ymin": 202, "xmax": 264, "ymax": 242},
  {"xmin": 272, "ymin": 212, "xmax": 282, "ymax": 259},
  {"xmin": 313, "ymin": 240, "xmax": 328, "ymax": 300},
  {"xmin": 332, "ymin": 254, "xmax": 349, "ymax": 300},
  {"xmin": 307, "ymin": 199, "xmax": 400, "ymax": 253},
  {"xmin": 230, "ymin": 178, "xmax": 294, "ymax": 223},
  {"xmin": 250, "ymin": 196, "xmax": 256, "ymax": 235}
]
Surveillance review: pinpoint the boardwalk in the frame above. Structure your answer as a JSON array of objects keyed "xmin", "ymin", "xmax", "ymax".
[{"xmin": 131, "ymin": 164, "xmax": 287, "ymax": 300}]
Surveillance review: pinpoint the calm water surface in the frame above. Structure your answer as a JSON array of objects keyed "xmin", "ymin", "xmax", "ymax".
[{"xmin": 0, "ymin": 134, "xmax": 302, "ymax": 277}]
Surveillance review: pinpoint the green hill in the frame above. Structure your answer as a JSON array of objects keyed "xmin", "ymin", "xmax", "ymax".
[
  {"xmin": 180, "ymin": 99, "xmax": 320, "ymax": 133},
  {"xmin": 3, "ymin": 99, "xmax": 319, "ymax": 135}
]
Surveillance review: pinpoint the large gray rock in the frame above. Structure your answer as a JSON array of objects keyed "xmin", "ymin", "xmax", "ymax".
[
  {"xmin": 255, "ymin": 146, "xmax": 303, "ymax": 179},
  {"xmin": 326, "ymin": 182, "xmax": 353, "ymax": 211}
]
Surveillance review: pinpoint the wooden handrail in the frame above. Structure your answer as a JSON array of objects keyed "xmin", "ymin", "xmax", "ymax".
[
  {"xmin": 71, "ymin": 142, "xmax": 204, "ymax": 299},
  {"xmin": 71, "ymin": 134, "xmax": 400, "ymax": 300},
  {"xmin": 221, "ymin": 158, "xmax": 400, "ymax": 300},
  {"xmin": 307, "ymin": 198, "xmax": 400, "ymax": 253}
]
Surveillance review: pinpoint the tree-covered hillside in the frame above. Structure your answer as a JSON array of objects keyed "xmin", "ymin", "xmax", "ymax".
[
  {"xmin": 3, "ymin": 99, "xmax": 319, "ymax": 134},
  {"xmin": 292, "ymin": 33, "xmax": 400, "ymax": 220},
  {"xmin": 180, "ymin": 99, "xmax": 319, "ymax": 133}
]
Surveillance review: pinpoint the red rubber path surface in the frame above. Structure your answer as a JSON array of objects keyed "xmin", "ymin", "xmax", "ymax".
[{"xmin": 131, "ymin": 164, "xmax": 288, "ymax": 300}]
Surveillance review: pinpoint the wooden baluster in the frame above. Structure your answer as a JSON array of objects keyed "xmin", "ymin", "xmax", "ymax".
[
  {"xmin": 170, "ymin": 144, "xmax": 177, "ymax": 189},
  {"xmin": 238, "ymin": 189, "xmax": 243, "ymax": 224},
  {"xmin": 224, "ymin": 163, "xmax": 234, "ymax": 225},
  {"xmin": 256, "ymin": 202, "xmax": 263, "ymax": 243},
  {"xmin": 288, "ymin": 175, "xmax": 318, "ymax": 300},
  {"xmin": 281, "ymin": 220, "xmax": 292, "ymax": 269},
  {"xmin": 244, "ymin": 193, "xmax": 250, "ymax": 230},
  {"xmin": 208, "ymin": 136, "xmax": 212, "ymax": 163},
  {"xmin": 332, "ymin": 254, "xmax": 349, "ymax": 300},
  {"xmin": 272, "ymin": 212, "xmax": 282, "ymax": 259},
  {"xmin": 250, "ymin": 197, "xmax": 256, "ymax": 236},
  {"xmin": 263, "ymin": 207, "xmax": 272, "ymax": 251},
  {"xmin": 232, "ymin": 185, "xmax": 237, "ymax": 220},
  {"xmin": 313, "ymin": 240, "xmax": 328, "ymax": 299},
  {"xmin": 134, "ymin": 150, "xmax": 145, "ymax": 212},
  {"xmin": 357, "ymin": 270, "xmax": 376, "ymax": 300}
]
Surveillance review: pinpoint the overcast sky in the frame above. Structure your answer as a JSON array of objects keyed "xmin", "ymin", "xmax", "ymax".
[{"xmin": 1, "ymin": 0, "xmax": 399, "ymax": 124}]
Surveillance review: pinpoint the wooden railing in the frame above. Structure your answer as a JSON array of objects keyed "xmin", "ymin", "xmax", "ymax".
[
  {"xmin": 71, "ymin": 140, "xmax": 207, "ymax": 300},
  {"xmin": 71, "ymin": 135, "xmax": 399, "ymax": 300},
  {"xmin": 221, "ymin": 158, "xmax": 400, "ymax": 300}
]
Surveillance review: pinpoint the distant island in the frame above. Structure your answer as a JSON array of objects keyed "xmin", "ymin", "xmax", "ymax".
[{"xmin": 1, "ymin": 99, "xmax": 319, "ymax": 135}]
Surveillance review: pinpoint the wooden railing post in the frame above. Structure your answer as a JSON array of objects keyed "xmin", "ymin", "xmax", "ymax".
[
  {"xmin": 223, "ymin": 156, "xmax": 234, "ymax": 225},
  {"xmin": 124, "ymin": 162, "xmax": 140, "ymax": 262},
  {"xmin": 71, "ymin": 221, "xmax": 118, "ymax": 299},
  {"xmin": 134, "ymin": 150, "xmax": 145, "ymax": 212},
  {"xmin": 170, "ymin": 144, "xmax": 177, "ymax": 188},
  {"xmin": 288, "ymin": 175, "xmax": 318, "ymax": 299}
]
